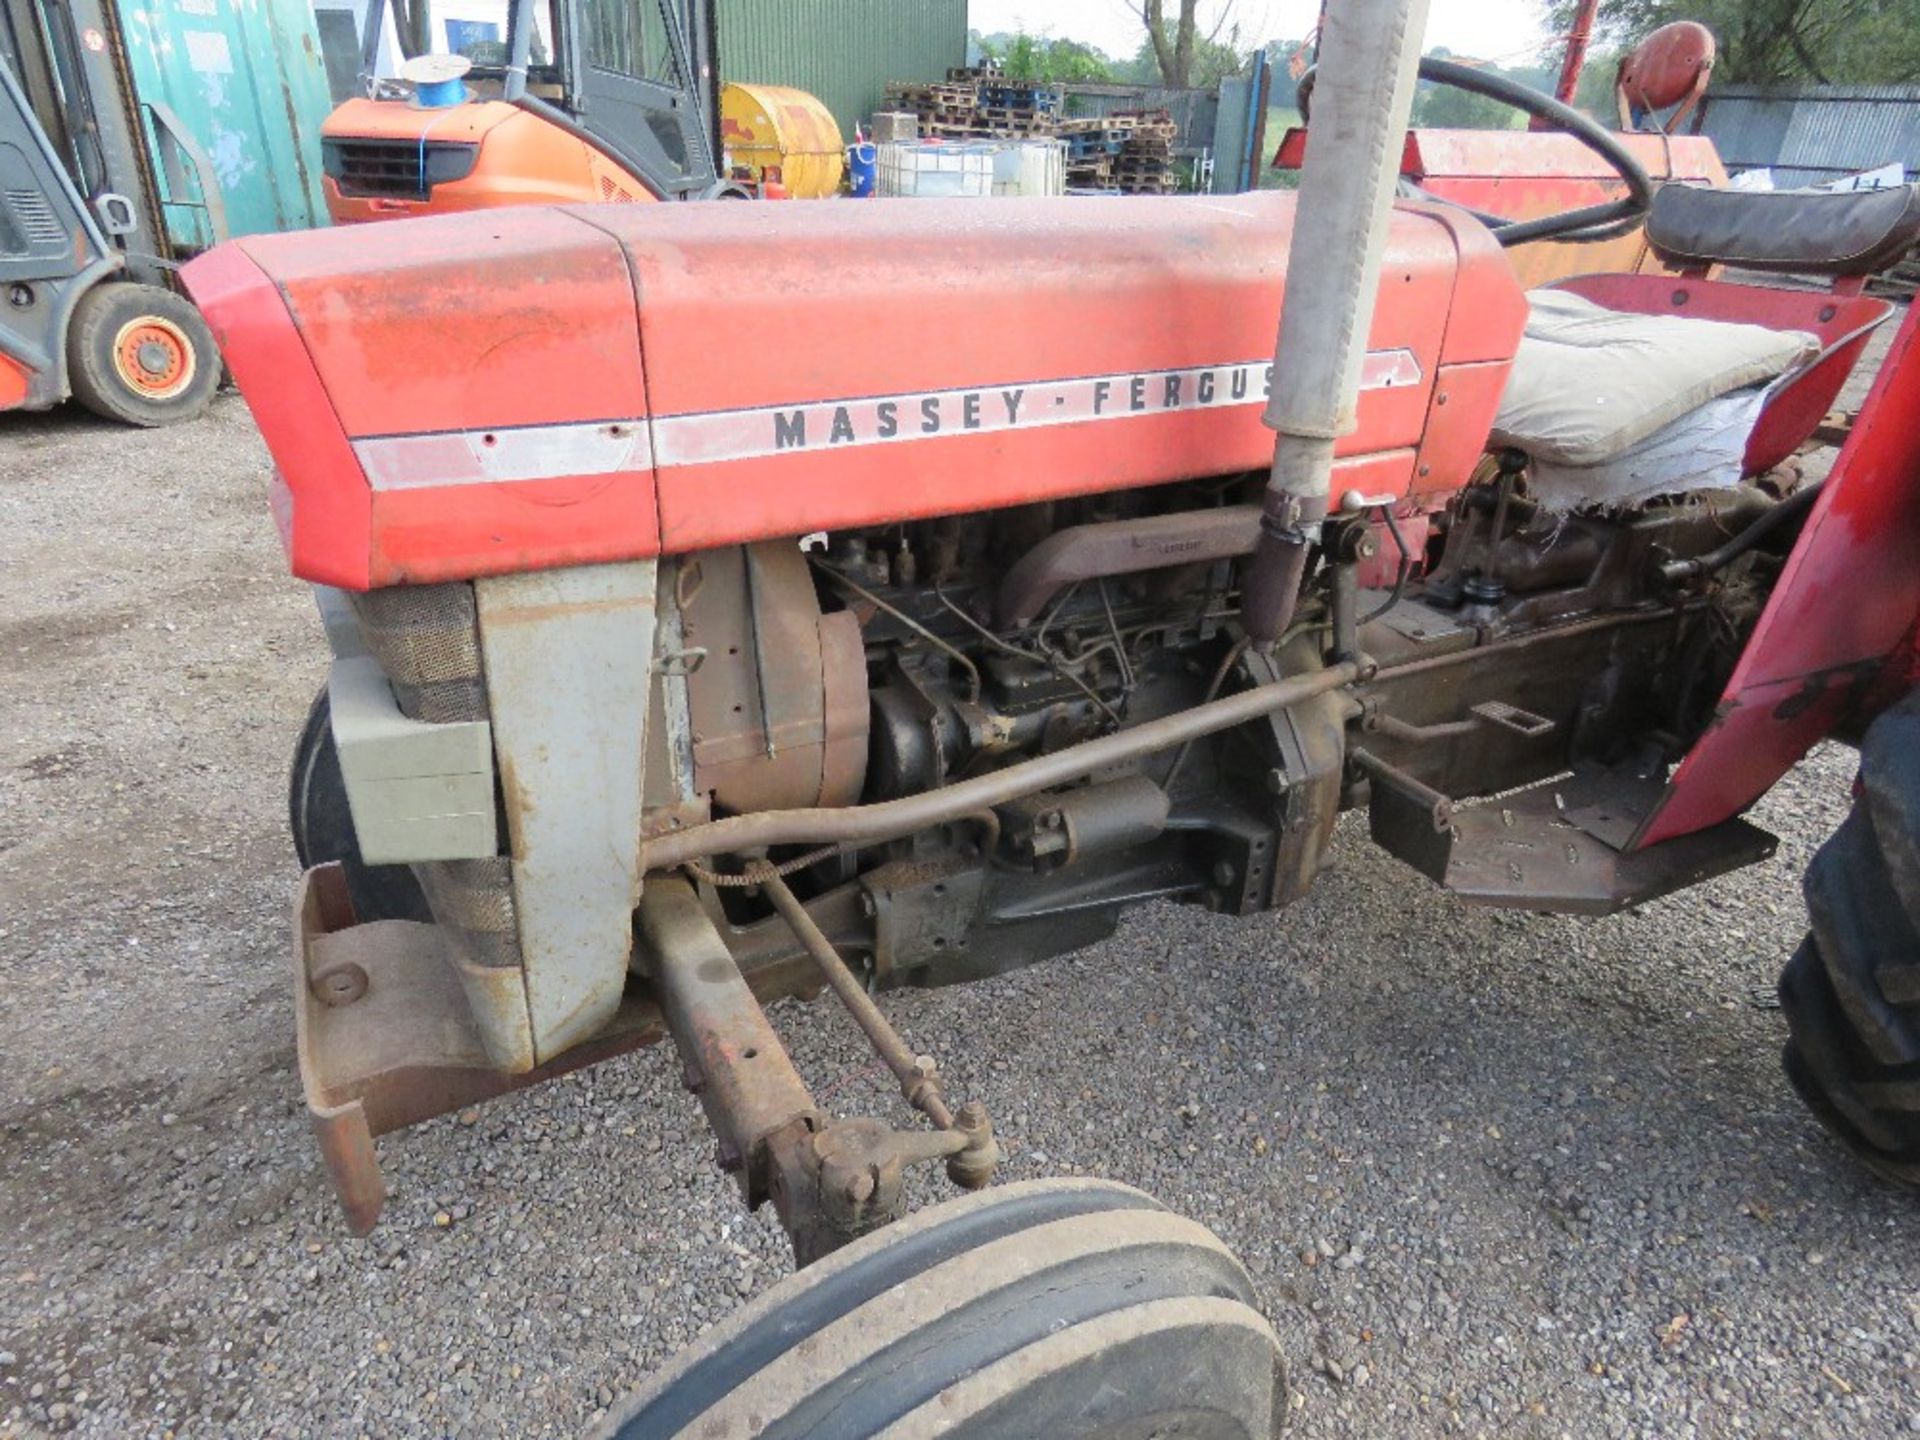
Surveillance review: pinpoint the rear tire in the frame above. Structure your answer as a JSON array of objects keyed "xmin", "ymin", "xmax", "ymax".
[
  {"xmin": 289, "ymin": 686, "xmax": 430, "ymax": 924},
  {"xmin": 66, "ymin": 281, "xmax": 219, "ymax": 427},
  {"xmin": 597, "ymin": 1178, "xmax": 1289, "ymax": 1439},
  {"xmin": 1778, "ymin": 692, "xmax": 1920, "ymax": 1187}
]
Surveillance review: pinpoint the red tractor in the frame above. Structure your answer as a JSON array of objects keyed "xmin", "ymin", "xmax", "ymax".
[{"xmin": 187, "ymin": 0, "xmax": 1920, "ymax": 1431}]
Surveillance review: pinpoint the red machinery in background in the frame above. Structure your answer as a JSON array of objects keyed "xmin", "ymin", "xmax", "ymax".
[{"xmin": 1279, "ymin": 21, "xmax": 1725, "ymax": 287}]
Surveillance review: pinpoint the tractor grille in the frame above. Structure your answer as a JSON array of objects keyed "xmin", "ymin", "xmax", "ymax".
[
  {"xmin": 322, "ymin": 138, "xmax": 480, "ymax": 199},
  {"xmin": 350, "ymin": 583, "xmax": 489, "ymax": 724},
  {"xmin": 348, "ymin": 583, "xmax": 522, "ymax": 970}
]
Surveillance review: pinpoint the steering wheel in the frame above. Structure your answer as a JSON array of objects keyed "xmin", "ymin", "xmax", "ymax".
[{"xmin": 1295, "ymin": 56, "xmax": 1655, "ymax": 246}]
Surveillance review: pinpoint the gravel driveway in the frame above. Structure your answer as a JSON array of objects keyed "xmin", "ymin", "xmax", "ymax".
[{"xmin": 3, "ymin": 371, "xmax": 1916, "ymax": 1439}]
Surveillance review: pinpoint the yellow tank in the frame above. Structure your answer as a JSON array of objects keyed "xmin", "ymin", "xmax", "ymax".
[{"xmin": 720, "ymin": 82, "xmax": 845, "ymax": 199}]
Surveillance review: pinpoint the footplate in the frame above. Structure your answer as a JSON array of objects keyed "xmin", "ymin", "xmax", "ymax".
[
  {"xmin": 1364, "ymin": 768, "xmax": 1778, "ymax": 915},
  {"xmin": 294, "ymin": 864, "xmax": 661, "ymax": 1234}
]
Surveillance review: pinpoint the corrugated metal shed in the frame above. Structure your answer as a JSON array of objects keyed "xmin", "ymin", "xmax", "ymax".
[
  {"xmin": 1697, "ymin": 85, "xmax": 1920, "ymax": 184},
  {"xmin": 714, "ymin": 0, "xmax": 966, "ymax": 136}
]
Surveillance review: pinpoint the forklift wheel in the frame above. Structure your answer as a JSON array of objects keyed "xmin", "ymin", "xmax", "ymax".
[
  {"xmin": 289, "ymin": 685, "xmax": 431, "ymax": 925},
  {"xmin": 1778, "ymin": 691, "xmax": 1920, "ymax": 1187},
  {"xmin": 597, "ymin": 1178, "xmax": 1288, "ymax": 1440},
  {"xmin": 66, "ymin": 281, "xmax": 220, "ymax": 427}
]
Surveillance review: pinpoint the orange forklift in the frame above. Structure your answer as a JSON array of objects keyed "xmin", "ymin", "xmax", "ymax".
[{"xmin": 319, "ymin": 0, "xmax": 736, "ymax": 221}]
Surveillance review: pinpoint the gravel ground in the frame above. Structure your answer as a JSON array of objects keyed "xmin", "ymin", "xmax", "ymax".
[{"xmin": 4, "ymin": 353, "xmax": 1918, "ymax": 1440}]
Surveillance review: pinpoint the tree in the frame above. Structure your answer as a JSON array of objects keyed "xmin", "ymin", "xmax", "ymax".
[
  {"xmin": 1542, "ymin": 0, "xmax": 1920, "ymax": 86},
  {"xmin": 1129, "ymin": 1, "xmax": 1244, "ymax": 88},
  {"xmin": 1123, "ymin": 30, "xmax": 1250, "ymax": 89}
]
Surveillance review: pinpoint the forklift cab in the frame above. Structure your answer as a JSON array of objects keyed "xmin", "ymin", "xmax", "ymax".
[{"xmin": 318, "ymin": 0, "xmax": 721, "ymax": 220}]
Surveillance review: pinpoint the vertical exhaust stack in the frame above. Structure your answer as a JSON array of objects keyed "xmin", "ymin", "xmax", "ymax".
[{"xmin": 1242, "ymin": 0, "xmax": 1433, "ymax": 646}]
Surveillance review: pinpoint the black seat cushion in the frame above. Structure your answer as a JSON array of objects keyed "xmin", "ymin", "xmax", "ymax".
[{"xmin": 1647, "ymin": 182, "xmax": 1920, "ymax": 277}]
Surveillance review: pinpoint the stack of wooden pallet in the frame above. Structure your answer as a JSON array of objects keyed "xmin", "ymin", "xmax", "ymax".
[
  {"xmin": 1058, "ymin": 110, "xmax": 1179, "ymax": 194},
  {"xmin": 1113, "ymin": 109, "xmax": 1178, "ymax": 195},
  {"xmin": 883, "ymin": 66, "xmax": 1063, "ymax": 142},
  {"xmin": 880, "ymin": 79, "xmax": 991, "ymax": 138},
  {"xmin": 1057, "ymin": 116, "xmax": 1128, "ymax": 191}
]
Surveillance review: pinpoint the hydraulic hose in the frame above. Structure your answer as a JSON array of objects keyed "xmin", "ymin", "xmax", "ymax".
[{"xmin": 1659, "ymin": 483, "xmax": 1823, "ymax": 583}]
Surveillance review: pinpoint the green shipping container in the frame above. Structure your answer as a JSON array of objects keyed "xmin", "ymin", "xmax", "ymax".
[
  {"xmin": 116, "ymin": 0, "xmax": 333, "ymax": 246},
  {"xmin": 713, "ymin": 0, "xmax": 965, "ymax": 137}
]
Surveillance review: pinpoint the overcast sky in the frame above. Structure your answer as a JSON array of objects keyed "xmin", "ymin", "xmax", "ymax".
[{"xmin": 968, "ymin": 1, "xmax": 1553, "ymax": 66}]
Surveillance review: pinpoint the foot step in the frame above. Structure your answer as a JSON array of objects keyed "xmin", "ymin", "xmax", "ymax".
[{"xmin": 1365, "ymin": 762, "xmax": 1776, "ymax": 914}]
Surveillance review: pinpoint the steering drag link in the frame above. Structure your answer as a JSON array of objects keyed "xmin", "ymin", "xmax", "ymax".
[{"xmin": 639, "ymin": 874, "xmax": 998, "ymax": 1268}]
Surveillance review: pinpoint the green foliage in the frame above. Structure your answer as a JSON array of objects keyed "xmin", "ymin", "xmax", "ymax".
[
  {"xmin": 1409, "ymin": 48, "xmax": 1558, "ymax": 131},
  {"xmin": 1413, "ymin": 83, "xmax": 1520, "ymax": 130},
  {"xmin": 1542, "ymin": 0, "xmax": 1920, "ymax": 85},
  {"xmin": 971, "ymin": 29, "xmax": 1120, "ymax": 85},
  {"xmin": 1571, "ymin": 48, "xmax": 1625, "ymax": 121},
  {"xmin": 1257, "ymin": 105, "xmax": 1303, "ymax": 189},
  {"xmin": 1268, "ymin": 36, "xmax": 1571, "ymax": 133}
]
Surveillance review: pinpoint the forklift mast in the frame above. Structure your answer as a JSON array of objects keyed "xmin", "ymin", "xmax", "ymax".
[
  {"xmin": 0, "ymin": 53, "xmax": 116, "ymax": 408},
  {"xmin": 0, "ymin": 0, "xmax": 171, "ymax": 281}
]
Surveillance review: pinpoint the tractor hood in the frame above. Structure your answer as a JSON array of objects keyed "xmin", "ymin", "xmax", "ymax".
[{"xmin": 185, "ymin": 192, "xmax": 1526, "ymax": 590}]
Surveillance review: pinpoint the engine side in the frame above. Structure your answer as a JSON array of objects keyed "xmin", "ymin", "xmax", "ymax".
[
  {"xmin": 317, "ymin": 452, "xmax": 1797, "ymax": 1086},
  {"xmin": 224, "ymin": 194, "xmax": 1807, "ymax": 1077}
]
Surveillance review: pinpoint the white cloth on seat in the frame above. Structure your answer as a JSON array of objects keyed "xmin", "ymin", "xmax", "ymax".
[
  {"xmin": 1526, "ymin": 383, "xmax": 1768, "ymax": 512},
  {"xmin": 1491, "ymin": 289, "xmax": 1818, "ymax": 469}
]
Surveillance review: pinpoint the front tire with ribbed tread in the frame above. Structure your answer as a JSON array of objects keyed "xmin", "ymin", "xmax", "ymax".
[
  {"xmin": 1778, "ymin": 692, "xmax": 1920, "ymax": 1186},
  {"xmin": 596, "ymin": 1178, "xmax": 1288, "ymax": 1439}
]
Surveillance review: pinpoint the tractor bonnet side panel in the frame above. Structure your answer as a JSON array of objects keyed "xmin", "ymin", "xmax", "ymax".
[
  {"xmin": 191, "ymin": 190, "xmax": 1526, "ymax": 588},
  {"xmin": 187, "ymin": 206, "xmax": 659, "ymax": 587},
  {"xmin": 589, "ymin": 190, "xmax": 1508, "ymax": 554}
]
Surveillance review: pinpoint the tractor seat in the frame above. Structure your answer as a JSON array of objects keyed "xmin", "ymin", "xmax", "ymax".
[
  {"xmin": 1646, "ymin": 180, "xmax": 1920, "ymax": 277},
  {"xmin": 1491, "ymin": 288, "xmax": 1819, "ymax": 469}
]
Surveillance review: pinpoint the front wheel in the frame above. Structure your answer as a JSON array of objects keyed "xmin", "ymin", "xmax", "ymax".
[
  {"xmin": 65, "ymin": 281, "xmax": 220, "ymax": 427},
  {"xmin": 598, "ymin": 1178, "xmax": 1289, "ymax": 1439},
  {"xmin": 1778, "ymin": 692, "xmax": 1920, "ymax": 1186}
]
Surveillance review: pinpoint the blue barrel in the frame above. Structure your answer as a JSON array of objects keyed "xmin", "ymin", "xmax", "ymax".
[{"xmin": 848, "ymin": 142, "xmax": 878, "ymax": 198}]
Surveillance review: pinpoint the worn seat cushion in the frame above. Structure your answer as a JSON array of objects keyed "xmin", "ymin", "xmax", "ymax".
[{"xmin": 1491, "ymin": 289, "xmax": 1819, "ymax": 467}]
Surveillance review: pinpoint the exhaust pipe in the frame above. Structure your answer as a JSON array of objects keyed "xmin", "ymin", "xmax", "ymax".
[{"xmin": 1244, "ymin": 0, "xmax": 1433, "ymax": 645}]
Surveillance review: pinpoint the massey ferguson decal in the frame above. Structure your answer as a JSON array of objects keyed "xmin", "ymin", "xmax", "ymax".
[
  {"xmin": 351, "ymin": 351, "xmax": 1423, "ymax": 490},
  {"xmin": 652, "ymin": 351, "xmax": 1423, "ymax": 467}
]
